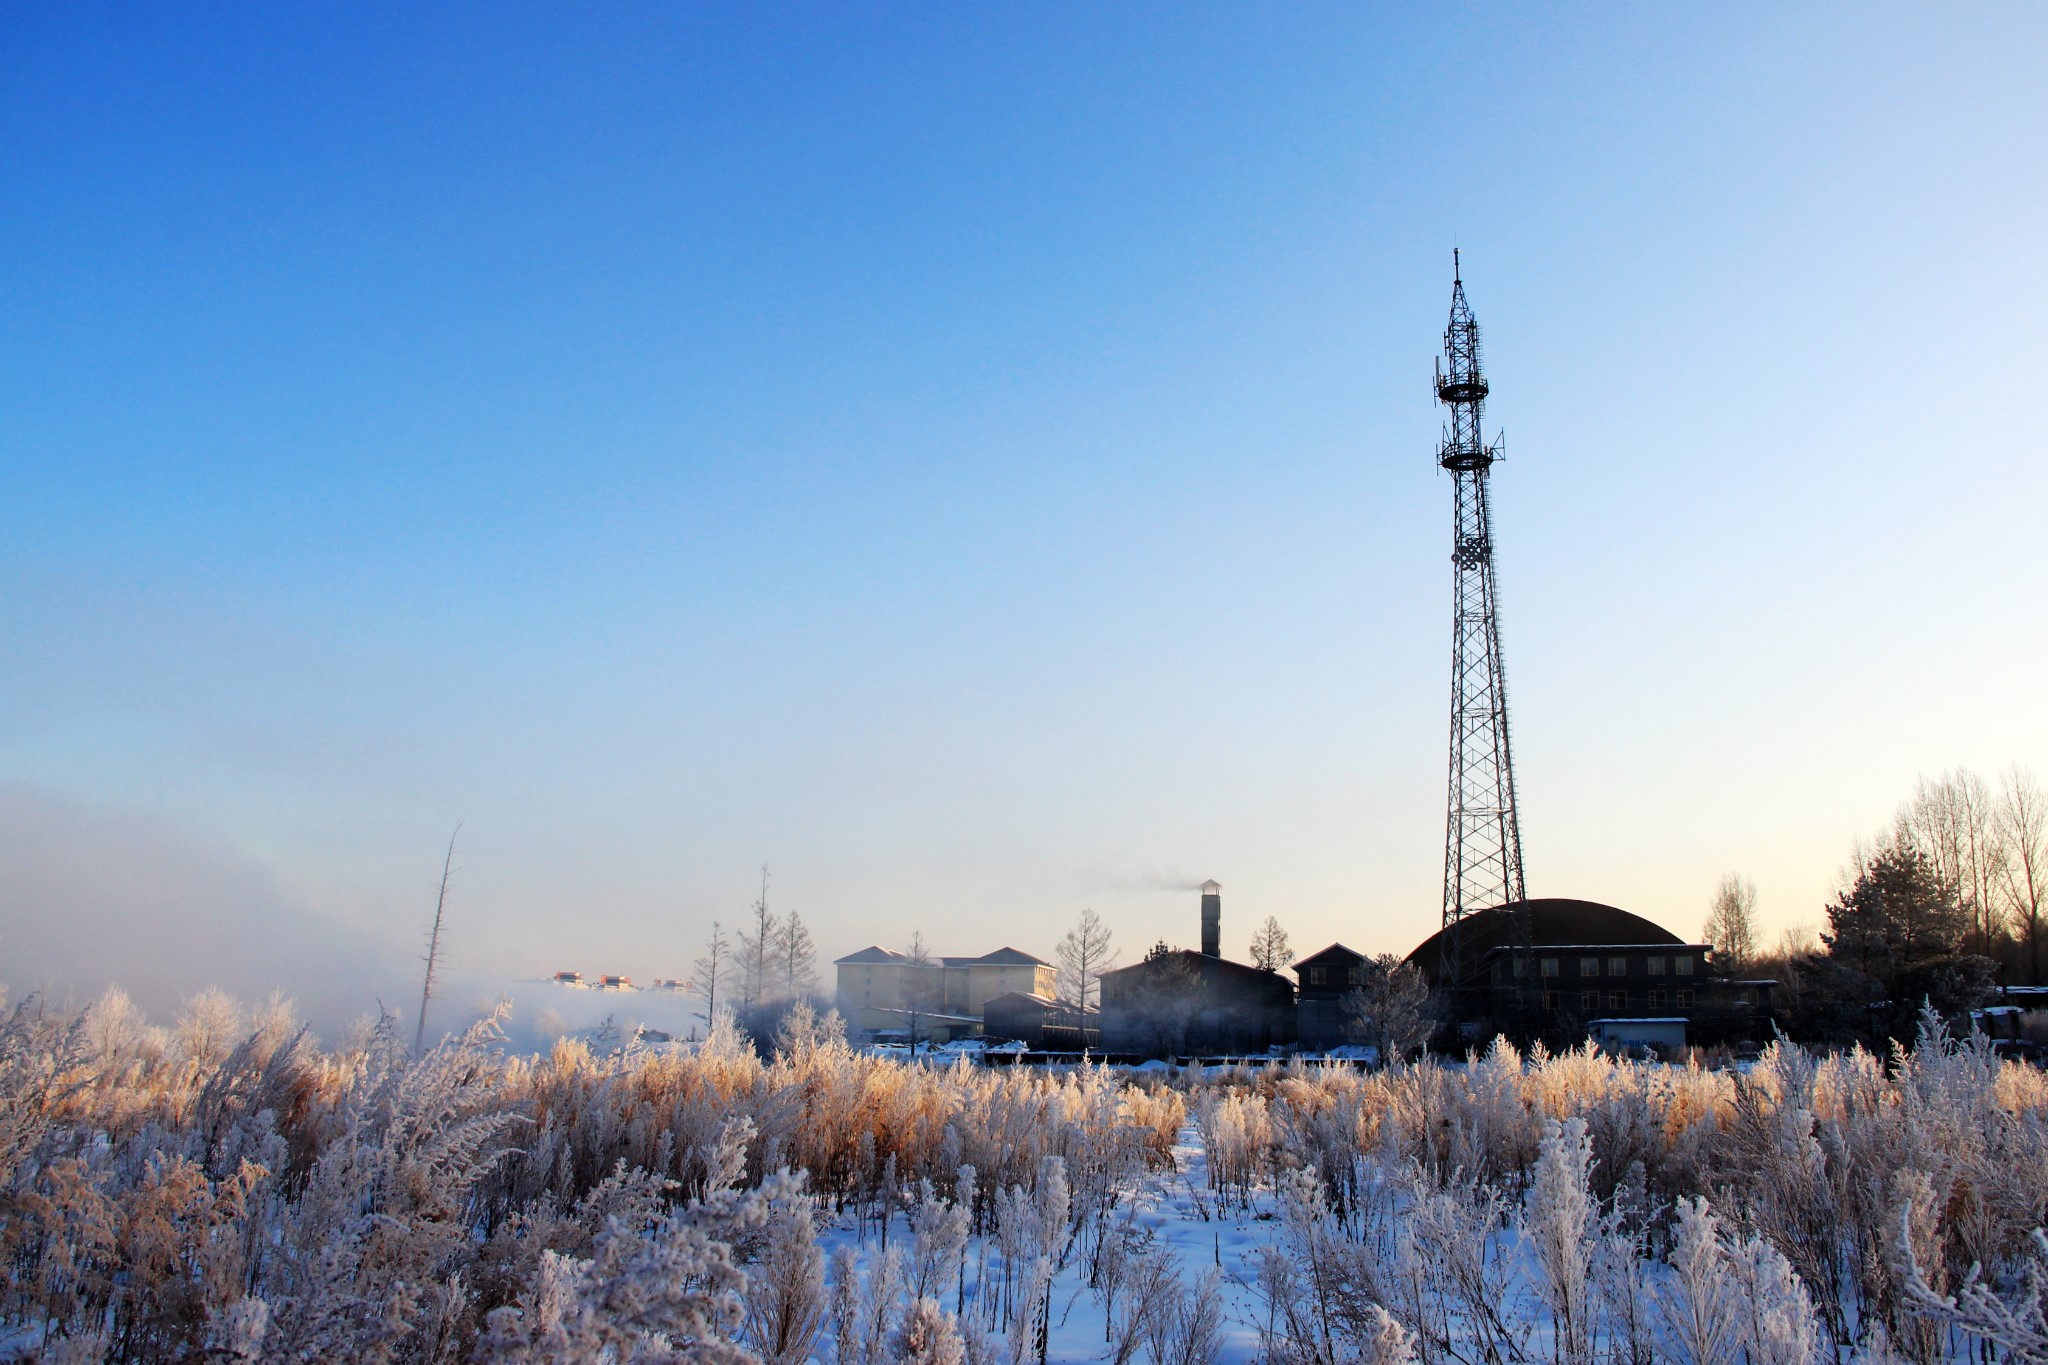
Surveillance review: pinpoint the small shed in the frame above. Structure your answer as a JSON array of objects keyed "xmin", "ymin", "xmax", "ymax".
[
  {"xmin": 983, "ymin": 992, "xmax": 1096, "ymax": 1051},
  {"xmin": 1588, "ymin": 1017, "xmax": 1687, "ymax": 1056}
]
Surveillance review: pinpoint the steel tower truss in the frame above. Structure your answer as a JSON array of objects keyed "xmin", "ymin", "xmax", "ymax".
[{"xmin": 1436, "ymin": 255, "xmax": 1527, "ymax": 937}]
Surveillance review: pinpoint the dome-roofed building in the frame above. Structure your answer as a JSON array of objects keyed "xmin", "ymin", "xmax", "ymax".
[
  {"xmin": 1404, "ymin": 898, "xmax": 1773, "ymax": 1052},
  {"xmin": 1405, "ymin": 899, "xmax": 1684, "ymax": 987}
]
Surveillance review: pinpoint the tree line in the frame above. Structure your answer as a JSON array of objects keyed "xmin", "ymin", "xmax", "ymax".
[
  {"xmin": 692, "ymin": 867, "xmax": 823, "ymax": 1042},
  {"xmin": 1706, "ymin": 764, "xmax": 2044, "ymax": 1046}
]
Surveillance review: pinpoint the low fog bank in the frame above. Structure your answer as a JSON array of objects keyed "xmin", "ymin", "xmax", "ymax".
[
  {"xmin": 428, "ymin": 972, "xmax": 711, "ymax": 1052},
  {"xmin": 0, "ymin": 786, "xmax": 723, "ymax": 1053},
  {"xmin": 0, "ymin": 785, "xmax": 415, "ymax": 1033}
]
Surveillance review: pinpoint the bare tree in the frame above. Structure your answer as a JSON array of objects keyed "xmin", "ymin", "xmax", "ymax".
[
  {"xmin": 1704, "ymin": 873, "xmax": 1758, "ymax": 975},
  {"xmin": 1903, "ymin": 770, "xmax": 2010, "ymax": 958},
  {"xmin": 776, "ymin": 910, "xmax": 819, "ymax": 1001},
  {"xmin": 1247, "ymin": 915, "xmax": 1294, "ymax": 973},
  {"xmin": 414, "ymin": 823, "xmax": 461, "ymax": 1056},
  {"xmin": 900, "ymin": 931, "xmax": 937, "ymax": 1052},
  {"xmin": 2001, "ymin": 765, "xmax": 2048, "ymax": 984},
  {"xmin": 695, "ymin": 920, "xmax": 731, "ymax": 1024},
  {"xmin": 738, "ymin": 864, "xmax": 780, "ymax": 1010},
  {"xmin": 1777, "ymin": 922, "xmax": 1820, "ymax": 957},
  {"xmin": 1056, "ymin": 908, "xmax": 1119, "ymax": 1019}
]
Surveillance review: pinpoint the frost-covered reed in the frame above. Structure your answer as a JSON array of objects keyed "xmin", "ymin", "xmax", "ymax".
[{"xmin": 5, "ymin": 986, "xmax": 2047, "ymax": 1364}]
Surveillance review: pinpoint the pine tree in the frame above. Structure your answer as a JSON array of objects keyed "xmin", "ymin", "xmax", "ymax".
[
  {"xmin": 695, "ymin": 920, "xmax": 731, "ymax": 1024},
  {"xmin": 1814, "ymin": 841, "xmax": 1993, "ymax": 1041},
  {"xmin": 1056, "ymin": 909, "xmax": 1118, "ymax": 1019},
  {"xmin": 1248, "ymin": 915, "xmax": 1294, "ymax": 972},
  {"xmin": 738, "ymin": 865, "xmax": 781, "ymax": 1010},
  {"xmin": 776, "ymin": 910, "xmax": 819, "ymax": 1002}
]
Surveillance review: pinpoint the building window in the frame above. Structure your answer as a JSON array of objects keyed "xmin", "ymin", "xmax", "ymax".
[
  {"xmin": 1512, "ymin": 957, "xmax": 1527, "ymax": 978},
  {"xmin": 1541, "ymin": 958, "xmax": 1559, "ymax": 977},
  {"xmin": 1676, "ymin": 989, "xmax": 1696, "ymax": 1008},
  {"xmin": 1608, "ymin": 957, "xmax": 1628, "ymax": 976},
  {"xmin": 1675, "ymin": 955, "xmax": 1696, "ymax": 976},
  {"xmin": 1609, "ymin": 991, "xmax": 1626, "ymax": 1009},
  {"xmin": 1581, "ymin": 990, "xmax": 1600, "ymax": 1009},
  {"xmin": 1349, "ymin": 968, "xmax": 1364, "ymax": 985},
  {"xmin": 1543, "ymin": 991, "xmax": 1560, "ymax": 1010},
  {"xmin": 1581, "ymin": 958, "xmax": 1601, "ymax": 977},
  {"xmin": 1648, "ymin": 989, "xmax": 1665, "ymax": 1008},
  {"xmin": 1646, "ymin": 957, "xmax": 1666, "ymax": 976},
  {"xmin": 1308, "ymin": 967, "xmax": 1326, "ymax": 986}
]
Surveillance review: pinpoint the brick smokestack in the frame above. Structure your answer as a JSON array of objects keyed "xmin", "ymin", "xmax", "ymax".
[{"xmin": 1200, "ymin": 880, "xmax": 1221, "ymax": 957}]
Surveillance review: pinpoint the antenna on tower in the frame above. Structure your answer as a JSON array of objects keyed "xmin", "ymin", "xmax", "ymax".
[{"xmin": 1432, "ymin": 256, "xmax": 1529, "ymax": 1029}]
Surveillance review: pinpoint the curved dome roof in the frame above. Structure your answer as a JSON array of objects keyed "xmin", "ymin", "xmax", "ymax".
[{"xmin": 1404, "ymin": 898, "xmax": 1685, "ymax": 987}]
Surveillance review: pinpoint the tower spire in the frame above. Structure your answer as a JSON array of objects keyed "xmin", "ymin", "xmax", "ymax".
[{"xmin": 1435, "ymin": 258, "xmax": 1527, "ymax": 995}]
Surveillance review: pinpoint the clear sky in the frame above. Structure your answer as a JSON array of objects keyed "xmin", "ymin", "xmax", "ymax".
[{"xmin": 3, "ymin": 5, "xmax": 2045, "ymax": 1029}]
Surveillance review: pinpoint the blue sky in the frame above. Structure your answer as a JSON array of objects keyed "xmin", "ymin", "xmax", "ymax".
[{"xmin": 3, "ymin": 5, "xmax": 2044, "ymax": 1026}]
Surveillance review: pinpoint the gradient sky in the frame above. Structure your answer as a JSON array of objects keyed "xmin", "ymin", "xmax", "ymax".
[{"xmin": 3, "ymin": 5, "xmax": 2045, "ymax": 1030}]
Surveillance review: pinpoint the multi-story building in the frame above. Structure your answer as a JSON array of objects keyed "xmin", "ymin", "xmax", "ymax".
[{"xmin": 833, "ymin": 945, "xmax": 1057, "ymax": 1042}]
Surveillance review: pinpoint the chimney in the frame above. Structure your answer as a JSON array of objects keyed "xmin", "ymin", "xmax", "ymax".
[{"xmin": 1199, "ymin": 880, "xmax": 1222, "ymax": 957}]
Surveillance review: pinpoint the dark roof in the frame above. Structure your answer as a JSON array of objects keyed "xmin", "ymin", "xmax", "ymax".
[
  {"xmin": 983, "ymin": 991, "xmax": 1092, "ymax": 1017},
  {"xmin": 1102, "ymin": 950, "xmax": 1288, "ymax": 985},
  {"xmin": 1481, "ymin": 942, "xmax": 1709, "ymax": 954},
  {"xmin": 1405, "ymin": 899, "xmax": 1686, "ymax": 987},
  {"xmin": 835, "ymin": 946, "xmax": 907, "ymax": 965},
  {"xmin": 975, "ymin": 947, "xmax": 1050, "ymax": 967},
  {"xmin": 1295, "ymin": 943, "xmax": 1367, "ymax": 970},
  {"xmin": 983, "ymin": 990, "xmax": 1060, "ymax": 1008}
]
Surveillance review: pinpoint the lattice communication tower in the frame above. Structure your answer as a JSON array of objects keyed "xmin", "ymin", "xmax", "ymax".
[{"xmin": 1436, "ymin": 252, "xmax": 1527, "ymax": 959}]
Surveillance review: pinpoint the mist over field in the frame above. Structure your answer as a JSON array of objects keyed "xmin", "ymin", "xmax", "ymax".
[
  {"xmin": 0, "ymin": 785, "xmax": 717, "ymax": 1049},
  {"xmin": 0, "ymin": 784, "xmax": 408, "ymax": 1029}
]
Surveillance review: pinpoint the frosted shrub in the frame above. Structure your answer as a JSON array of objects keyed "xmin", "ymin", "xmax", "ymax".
[
  {"xmin": 1193, "ymin": 1090, "xmax": 1271, "ymax": 1211},
  {"xmin": 475, "ymin": 1213, "xmax": 757, "ymax": 1365},
  {"xmin": 1524, "ymin": 1117, "xmax": 1595, "ymax": 1365},
  {"xmin": 906, "ymin": 1180, "xmax": 970, "ymax": 1307},
  {"xmin": 1141, "ymin": 1267, "xmax": 1225, "ymax": 1365},
  {"xmin": 1255, "ymin": 1167, "xmax": 1387, "ymax": 1365},
  {"xmin": 743, "ymin": 1179, "xmax": 827, "ymax": 1364},
  {"xmin": 1658, "ymin": 1198, "xmax": 1741, "ymax": 1365},
  {"xmin": 1727, "ymin": 1222, "xmax": 1824, "ymax": 1365},
  {"xmin": 1390, "ymin": 1169, "xmax": 1525, "ymax": 1365},
  {"xmin": 1900, "ymin": 1225, "xmax": 2048, "ymax": 1365},
  {"xmin": 1106, "ymin": 1241, "xmax": 1177, "ymax": 1365},
  {"xmin": 893, "ymin": 1295, "xmax": 967, "ymax": 1365}
]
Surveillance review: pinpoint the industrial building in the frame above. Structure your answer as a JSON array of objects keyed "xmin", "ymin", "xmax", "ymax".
[{"xmin": 1097, "ymin": 883, "xmax": 1297, "ymax": 1055}]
